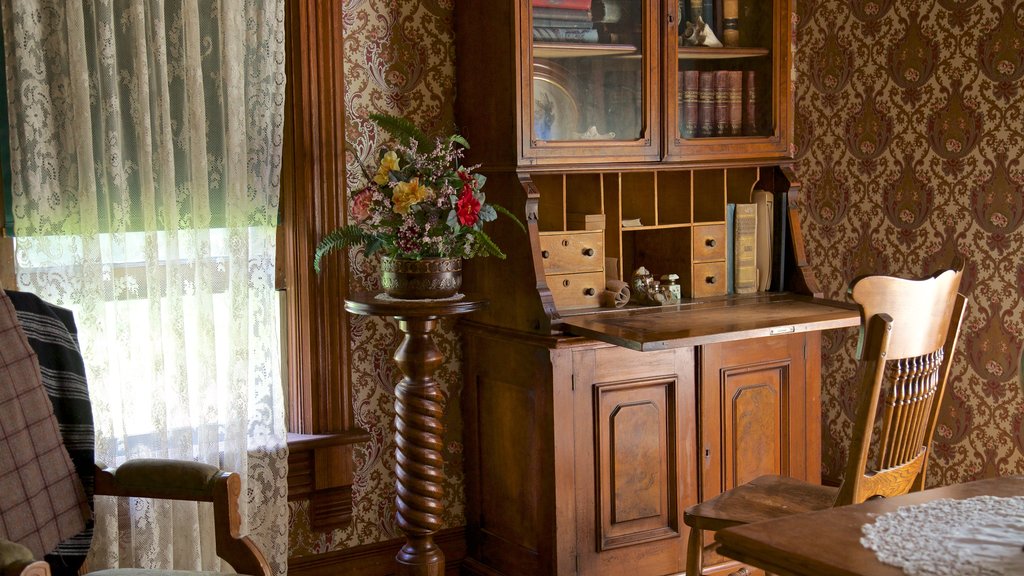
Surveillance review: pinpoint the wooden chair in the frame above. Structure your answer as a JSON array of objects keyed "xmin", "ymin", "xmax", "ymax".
[
  {"xmin": 0, "ymin": 283, "xmax": 271, "ymax": 576},
  {"xmin": 683, "ymin": 265, "xmax": 968, "ymax": 576}
]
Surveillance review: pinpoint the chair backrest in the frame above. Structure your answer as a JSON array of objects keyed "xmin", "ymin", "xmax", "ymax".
[{"xmin": 834, "ymin": 264, "xmax": 968, "ymax": 506}]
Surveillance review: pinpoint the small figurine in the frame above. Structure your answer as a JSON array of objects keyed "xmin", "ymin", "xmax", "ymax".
[
  {"xmin": 682, "ymin": 17, "xmax": 723, "ymax": 48},
  {"xmin": 630, "ymin": 266, "xmax": 668, "ymax": 306}
]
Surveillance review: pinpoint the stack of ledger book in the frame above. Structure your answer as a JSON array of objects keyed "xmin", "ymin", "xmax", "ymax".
[
  {"xmin": 532, "ymin": 0, "xmax": 598, "ymax": 43},
  {"xmin": 679, "ymin": 70, "xmax": 758, "ymax": 138},
  {"xmin": 727, "ymin": 189, "xmax": 788, "ymax": 295}
]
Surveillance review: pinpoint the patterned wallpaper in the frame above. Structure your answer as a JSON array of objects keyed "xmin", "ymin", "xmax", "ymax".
[
  {"xmin": 289, "ymin": 0, "xmax": 1024, "ymax": 557},
  {"xmin": 794, "ymin": 0, "xmax": 1024, "ymax": 483},
  {"xmin": 288, "ymin": 0, "xmax": 462, "ymax": 555}
]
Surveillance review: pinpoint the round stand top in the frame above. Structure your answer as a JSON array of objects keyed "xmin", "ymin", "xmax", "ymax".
[{"xmin": 345, "ymin": 291, "xmax": 487, "ymax": 318}]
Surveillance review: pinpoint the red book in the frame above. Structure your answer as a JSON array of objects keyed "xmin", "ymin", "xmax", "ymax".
[
  {"xmin": 698, "ymin": 71, "xmax": 715, "ymax": 137},
  {"xmin": 728, "ymin": 70, "xmax": 743, "ymax": 136},
  {"xmin": 532, "ymin": 0, "xmax": 593, "ymax": 10},
  {"xmin": 681, "ymin": 70, "xmax": 700, "ymax": 138},
  {"xmin": 744, "ymin": 70, "xmax": 757, "ymax": 135},
  {"xmin": 714, "ymin": 70, "xmax": 730, "ymax": 137}
]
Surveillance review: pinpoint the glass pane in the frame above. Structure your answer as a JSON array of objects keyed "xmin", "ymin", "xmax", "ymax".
[
  {"xmin": 675, "ymin": 0, "xmax": 775, "ymax": 140},
  {"xmin": 531, "ymin": 0, "xmax": 644, "ymax": 142}
]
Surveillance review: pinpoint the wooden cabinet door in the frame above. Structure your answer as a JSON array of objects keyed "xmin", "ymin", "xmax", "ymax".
[
  {"xmin": 698, "ymin": 332, "xmax": 820, "ymax": 571},
  {"xmin": 572, "ymin": 345, "xmax": 697, "ymax": 575}
]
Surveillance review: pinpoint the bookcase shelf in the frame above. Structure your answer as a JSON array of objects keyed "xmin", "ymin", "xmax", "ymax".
[
  {"xmin": 533, "ymin": 42, "xmax": 639, "ymax": 59},
  {"xmin": 676, "ymin": 47, "xmax": 771, "ymax": 60}
]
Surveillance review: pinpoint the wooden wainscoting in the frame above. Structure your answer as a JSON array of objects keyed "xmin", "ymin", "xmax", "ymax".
[{"xmin": 287, "ymin": 527, "xmax": 467, "ymax": 576}]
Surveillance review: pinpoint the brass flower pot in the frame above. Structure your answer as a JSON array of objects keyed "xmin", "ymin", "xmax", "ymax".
[{"xmin": 380, "ymin": 256, "xmax": 462, "ymax": 299}]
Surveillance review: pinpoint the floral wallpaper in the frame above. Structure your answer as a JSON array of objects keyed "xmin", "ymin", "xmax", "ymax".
[
  {"xmin": 288, "ymin": 0, "xmax": 462, "ymax": 555},
  {"xmin": 290, "ymin": 0, "xmax": 1024, "ymax": 559},
  {"xmin": 794, "ymin": 0, "xmax": 1024, "ymax": 484}
]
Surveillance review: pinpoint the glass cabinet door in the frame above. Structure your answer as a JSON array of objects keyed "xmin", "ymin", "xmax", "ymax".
[
  {"xmin": 665, "ymin": 0, "xmax": 792, "ymax": 162},
  {"xmin": 523, "ymin": 0, "xmax": 660, "ymax": 164}
]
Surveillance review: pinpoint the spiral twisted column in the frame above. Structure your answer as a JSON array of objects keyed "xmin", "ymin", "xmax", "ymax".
[{"xmin": 344, "ymin": 294, "xmax": 486, "ymax": 576}]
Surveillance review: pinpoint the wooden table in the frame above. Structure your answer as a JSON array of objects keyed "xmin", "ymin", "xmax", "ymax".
[
  {"xmin": 715, "ymin": 475, "xmax": 1024, "ymax": 576},
  {"xmin": 345, "ymin": 293, "xmax": 486, "ymax": 576}
]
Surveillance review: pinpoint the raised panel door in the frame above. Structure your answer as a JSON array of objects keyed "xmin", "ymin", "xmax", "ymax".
[{"xmin": 573, "ymin": 345, "xmax": 697, "ymax": 575}]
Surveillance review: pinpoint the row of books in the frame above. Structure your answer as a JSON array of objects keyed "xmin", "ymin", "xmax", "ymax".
[
  {"xmin": 679, "ymin": 69, "xmax": 758, "ymax": 138},
  {"xmin": 726, "ymin": 190, "xmax": 788, "ymax": 295},
  {"xmin": 532, "ymin": 0, "xmax": 599, "ymax": 43}
]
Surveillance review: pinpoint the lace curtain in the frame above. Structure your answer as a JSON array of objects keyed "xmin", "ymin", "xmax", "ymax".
[{"xmin": 0, "ymin": 1, "xmax": 288, "ymax": 574}]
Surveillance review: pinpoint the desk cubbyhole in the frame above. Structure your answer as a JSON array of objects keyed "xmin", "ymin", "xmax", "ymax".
[
  {"xmin": 726, "ymin": 166, "xmax": 760, "ymax": 205},
  {"xmin": 693, "ymin": 170, "xmax": 726, "ymax": 224},
  {"xmin": 620, "ymin": 227, "xmax": 691, "ymax": 285},
  {"xmin": 620, "ymin": 172, "xmax": 657, "ymax": 227},
  {"xmin": 657, "ymin": 170, "xmax": 692, "ymax": 225},
  {"xmin": 534, "ymin": 173, "xmax": 565, "ymax": 232}
]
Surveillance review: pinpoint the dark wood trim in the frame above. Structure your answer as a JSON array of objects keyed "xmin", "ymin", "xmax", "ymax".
[
  {"xmin": 281, "ymin": 0, "xmax": 365, "ymax": 531},
  {"xmin": 287, "ymin": 527, "xmax": 467, "ymax": 576}
]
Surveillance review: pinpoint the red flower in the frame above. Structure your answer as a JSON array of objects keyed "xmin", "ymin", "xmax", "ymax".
[
  {"xmin": 351, "ymin": 190, "xmax": 373, "ymax": 222},
  {"xmin": 456, "ymin": 189, "xmax": 481, "ymax": 226}
]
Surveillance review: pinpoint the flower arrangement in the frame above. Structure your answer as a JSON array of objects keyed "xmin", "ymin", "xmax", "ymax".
[{"xmin": 314, "ymin": 114, "xmax": 523, "ymax": 272}]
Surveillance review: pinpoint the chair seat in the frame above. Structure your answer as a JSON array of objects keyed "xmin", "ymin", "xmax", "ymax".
[{"xmin": 684, "ymin": 475, "xmax": 839, "ymax": 532}]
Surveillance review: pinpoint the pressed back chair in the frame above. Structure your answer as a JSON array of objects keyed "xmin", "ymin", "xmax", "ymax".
[{"xmin": 683, "ymin": 265, "xmax": 968, "ymax": 576}]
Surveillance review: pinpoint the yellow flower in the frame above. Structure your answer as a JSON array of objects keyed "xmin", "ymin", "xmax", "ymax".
[
  {"xmin": 373, "ymin": 150, "xmax": 400, "ymax": 185},
  {"xmin": 392, "ymin": 178, "xmax": 431, "ymax": 215}
]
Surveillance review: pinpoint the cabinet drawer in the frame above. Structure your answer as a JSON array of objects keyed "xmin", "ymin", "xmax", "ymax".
[
  {"xmin": 691, "ymin": 261, "xmax": 727, "ymax": 298},
  {"xmin": 693, "ymin": 224, "xmax": 726, "ymax": 262},
  {"xmin": 547, "ymin": 271, "xmax": 604, "ymax": 310},
  {"xmin": 539, "ymin": 231, "xmax": 604, "ymax": 274}
]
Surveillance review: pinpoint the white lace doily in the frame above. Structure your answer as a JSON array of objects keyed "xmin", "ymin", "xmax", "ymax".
[{"xmin": 861, "ymin": 496, "xmax": 1024, "ymax": 576}]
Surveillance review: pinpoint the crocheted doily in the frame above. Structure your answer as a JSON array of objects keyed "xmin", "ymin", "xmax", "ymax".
[{"xmin": 861, "ymin": 496, "xmax": 1024, "ymax": 576}]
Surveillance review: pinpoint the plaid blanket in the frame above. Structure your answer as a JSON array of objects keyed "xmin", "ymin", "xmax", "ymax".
[{"xmin": 5, "ymin": 290, "xmax": 94, "ymax": 576}]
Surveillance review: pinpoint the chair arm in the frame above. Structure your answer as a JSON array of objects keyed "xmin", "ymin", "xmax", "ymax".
[
  {"xmin": 0, "ymin": 540, "xmax": 48, "ymax": 576},
  {"xmin": 93, "ymin": 460, "xmax": 271, "ymax": 576}
]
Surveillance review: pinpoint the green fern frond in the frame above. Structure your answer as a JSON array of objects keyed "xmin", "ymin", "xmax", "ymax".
[
  {"xmin": 369, "ymin": 113, "xmax": 432, "ymax": 153},
  {"xmin": 472, "ymin": 229, "xmax": 507, "ymax": 259},
  {"xmin": 314, "ymin": 225, "xmax": 369, "ymax": 273},
  {"xmin": 493, "ymin": 204, "xmax": 527, "ymax": 234},
  {"xmin": 449, "ymin": 134, "xmax": 470, "ymax": 149}
]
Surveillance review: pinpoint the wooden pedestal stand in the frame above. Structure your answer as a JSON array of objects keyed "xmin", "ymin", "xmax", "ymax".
[{"xmin": 344, "ymin": 292, "xmax": 486, "ymax": 576}]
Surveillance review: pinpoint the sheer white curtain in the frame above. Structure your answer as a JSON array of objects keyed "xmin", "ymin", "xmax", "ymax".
[{"xmin": 1, "ymin": 1, "xmax": 288, "ymax": 574}]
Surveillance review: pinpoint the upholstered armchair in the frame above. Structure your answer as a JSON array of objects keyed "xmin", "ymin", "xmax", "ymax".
[{"xmin": 0, "ymin": 288, "xmax": 270, "ymax": 576}]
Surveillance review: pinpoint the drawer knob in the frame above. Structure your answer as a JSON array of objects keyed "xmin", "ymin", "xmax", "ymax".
[
  {"xmin": 583, "ymin": 287, "xmax": 596, "ymax": 296},
  {"xmin": 542, "ymin": 250, "xmax": 550, "ymax": 259},
  {"xmin": 582, "ymin": 248, "xmax": 595, "ymax": 257},
  {"xmin": 705, "ymin": 275, "xmax": 717, "ymax": 284},
  {"xmin": 705, "ymin": 238, "xmax": 717, "ymax": 248}
]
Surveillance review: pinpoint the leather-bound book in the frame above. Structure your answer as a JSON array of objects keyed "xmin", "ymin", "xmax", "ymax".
[
  {"xmin": 733, "ymin": 203, "xmax": 757, "ymax": 294},
  {"xmin": 723, "ymin": 0, "xmax": 739, "ymax": 46},
  {"xmin": 744, "ymin": 70, "xmax": 757, "ymax": 135},
  {"xmin": 689, "ymin": 0, "xmax": 702, "ymax": 23},
  {"xmin": 714, "ymin": 70, "xmax": 730, "ymax": 137},
  {"xmin": 698, "ymin": 71, "xmax": 715, "ymax": 137},
  {"xmin": 728, "ymin": 70, "xmax": 743, "ymax": 136},
  {"xmin": 681, "ymin": 70, "xmax": 700, "ymax": 138}
]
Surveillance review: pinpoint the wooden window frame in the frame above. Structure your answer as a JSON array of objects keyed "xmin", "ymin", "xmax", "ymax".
[{"xmin": 280, "ymin": 0, "xmax": 369, "ymax": 530}]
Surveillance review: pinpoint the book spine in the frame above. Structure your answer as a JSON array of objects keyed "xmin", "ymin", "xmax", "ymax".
[
  {"xmin": 689, "ymin": 0, "xmax": 702, "ymax": 23},
  {"xmin": 533, "ymin": 27, "xmax": 600, "ymax": 42},
  {"xmin": 533, "ymin": 6, "xmax": 594, "ymax": 21},
  {"xmin": 698, "ymin": 71, "xmax": 715, "ymax": 137},
  {"xmin": 771, "ymin": 191, "xmax": 788, "ymax": 292},
  {"xmin": 682, "ymin": 70, "xmax": 700, "ymax": 138},
  {"xmin": 533, "ymin": 18, "xmax": 595, "ymax": 29},
  {"xmin": 714, "ymin": 70, "xmax": 729, "ymax": 137},
  {"xmin": 726, "ymin": 203, "xmax": 735, "ymax": 294},
  {"xmin": 728, "ymin": 70, "xmax": 743, "ymax": 136},
  {"xmin": 734, "ymin": 203, "xmax": 757, "ymax": 294},
  {"xmin": 744, "ymin": 70, "xmax": 757, "ymax": 135},
  {"xmin": 703, "ymin": 0, "xmax": 715, "ymax": 32},
  {"xmin": 532, "ymin": 0, "xmax": 593, "ymax": 10},
  {"xmin": 723, "ymin": 0, "xmax": 739, "ymax": 46}
]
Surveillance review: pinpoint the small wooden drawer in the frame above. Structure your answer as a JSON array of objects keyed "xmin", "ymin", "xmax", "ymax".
[
  {"xmin": 539, "ymin": 231, "xmax": 604, "ymax": 275},
  {"xmin": 546, "ymin": 271, "xmax": 604, "ymax": 310},
  {"xmin": 693, "ymin": 224, "xmax": 726, "ymax": 262},
  {"xmin": 691, "ymin": 261, "xmax": 727, "ymax": 298}
]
